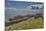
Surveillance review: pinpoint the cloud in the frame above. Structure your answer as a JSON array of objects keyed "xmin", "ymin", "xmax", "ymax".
[
  {"xmin": 26, "ymin": 5, "xmax": 32, "ymax": 9},
  {"xmin": 26, "ymin": 4, "xmax": 43, "ymax": 9}
]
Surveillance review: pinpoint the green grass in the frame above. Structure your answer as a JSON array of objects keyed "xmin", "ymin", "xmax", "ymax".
[{"xmin": 5, "ymin": 17, "xmax": 44, "ymax": 30}]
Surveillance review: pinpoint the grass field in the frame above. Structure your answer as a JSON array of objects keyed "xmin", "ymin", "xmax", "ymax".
[{"xmin": 5, "ymin": 17, "xmax": 44, "ymax": 31}]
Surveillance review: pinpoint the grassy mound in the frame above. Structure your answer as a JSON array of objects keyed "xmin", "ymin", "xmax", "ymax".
[{"xmin": 5, "ymin": 17, "xmax": 44, "ymax": 31}]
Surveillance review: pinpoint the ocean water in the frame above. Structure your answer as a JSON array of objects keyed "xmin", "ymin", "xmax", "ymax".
[{"xmin": 5, "ymin": 9, "xmax": 43, "ymax": 22}]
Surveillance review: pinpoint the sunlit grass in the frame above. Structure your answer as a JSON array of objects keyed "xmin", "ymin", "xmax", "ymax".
[{"xmin": 5, "ymin": 17, "xmax": 44, "ymax": 30}]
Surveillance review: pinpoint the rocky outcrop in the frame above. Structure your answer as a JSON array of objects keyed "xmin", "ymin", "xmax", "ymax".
[
  {"xmin": 5, "ymin": 16, "xmax": 30, "ymax": 26},
  {"xmin": 5, "ymin": 14, "xmax": 43, "ymax": 26}
]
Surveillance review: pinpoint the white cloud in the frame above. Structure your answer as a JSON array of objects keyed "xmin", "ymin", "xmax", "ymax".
[
  {"xmin": 26, "ymin": 5, "xmax": 32, "ymax": 9},
  {"xmin": 26, "ymin": 4, "xmax": 43, "ymax": 9}
]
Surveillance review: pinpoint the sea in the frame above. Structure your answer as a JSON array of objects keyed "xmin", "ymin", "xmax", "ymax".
[{"xmin": 5, "ymin": 9, "xmax": 43, "ymax": 22}]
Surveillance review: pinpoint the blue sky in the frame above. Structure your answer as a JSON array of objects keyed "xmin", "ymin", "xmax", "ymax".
[
  {"xmin": 5, "ymin": 1, "xmax": 33, "ymax": 9},
  {"xmin": 5, "ymin": 0, "xmax": 43, "ymax": 9},
  {"xmin": 8, "ymin": 0, "xmax": 43, "ymax": 2}
]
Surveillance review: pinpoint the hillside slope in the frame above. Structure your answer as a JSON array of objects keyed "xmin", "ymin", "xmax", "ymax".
[{"xmin": 5, "ymin": 17, "xmax": 44, "ymax": 31}]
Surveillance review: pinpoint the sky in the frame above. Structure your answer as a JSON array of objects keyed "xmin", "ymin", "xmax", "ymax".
[
  {"xmin": 8, "ymin": 0, "xmax": 43, "ymax": 2},
  {"xmin": 5, "ymin": 0, "xmax": 43, "ymax": 9},
  {"xmin": 5, "ymin": 1, "xmax": 33, "ymax": 9}
]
